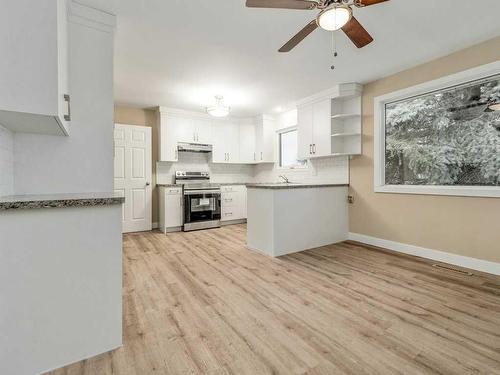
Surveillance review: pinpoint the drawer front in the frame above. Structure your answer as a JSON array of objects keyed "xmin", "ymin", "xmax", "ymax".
[
  {"xmin": 221, "ymin": 185, "xmax": 246, "ymax": 193},
  {"xmin": 165, "ymin": 187, "xmax": 182, "ymax": 195},
  {"xmin": 221, "ymin": 193, "xmax": 237, "ymax": 207}
]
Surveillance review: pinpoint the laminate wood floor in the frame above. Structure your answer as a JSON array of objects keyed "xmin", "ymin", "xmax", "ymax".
[{"xmin": 48, "ymin": 224, "xmax": 500, "ymax": 375}]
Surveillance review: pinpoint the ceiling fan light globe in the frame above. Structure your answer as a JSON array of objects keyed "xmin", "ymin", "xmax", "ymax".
[{"xmin": 317, "ymin": 6, "xmax": 352, "ymax": 31}]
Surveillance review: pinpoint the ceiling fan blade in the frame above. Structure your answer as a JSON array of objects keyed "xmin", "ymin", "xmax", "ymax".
[
  {"xmin": 355, "ymin": 0, "xmax": 389, "ymax": 6},
  {"xmin": 279, "ymin": 20, "xmax": 318, "ymax": 52},
  {"xmin": 246, "ymin": 0, "xmax": 318, "ymax": 10},
  {"xmin": 341, "ymin": 16, "xmax": 373, "ymax": 48}
]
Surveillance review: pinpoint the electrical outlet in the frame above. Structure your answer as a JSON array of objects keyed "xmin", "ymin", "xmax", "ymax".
[{"xmin": 347, "ymin": 195, "xmax": 354, "ymax": 204}]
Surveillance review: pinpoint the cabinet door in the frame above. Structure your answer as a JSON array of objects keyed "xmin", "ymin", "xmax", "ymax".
[
  {"xmin": 194, "ymin": 118, "xmax": 212, "ymax": 144},
  {"xmin": 159, "ymin": 114, "xmax": 179, "ymax": 162},
  {"xmin": 211, "ymin": 121, "xmax": 227, "ymax": 163},
  {"xmin": 226, "ymin": 121, "xmax": 240, "ymax": 163},
  {"xmin": 0, "ymin": 0, "xmax": 70, "ymax": 135},
  {"xmin": 165, "ymin": 188, "xmax": 182, "ymax": 228},
  {"xmin": 212, "ymin": 121, "xmax": 239, "ymax": 163},
  {"xmin": 297, "ymin": 104, "xmax": 313, "ymax": 159},
  {"xmin": 312, "ymin": 99, "xmax": 332, "ymax": 157},
  {"xmin": 176, "ymin": 116, "xmax": 196, "ymax": 143},
  {"xmin": 260, "ymin": 118, "xmax": 275, "ymax": 162},
  {"xmin": 239, "ymin": 121, "xmax": 256, "ymax": 163}
]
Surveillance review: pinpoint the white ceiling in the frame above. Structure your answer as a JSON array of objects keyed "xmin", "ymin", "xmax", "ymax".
[{"xmin": 113, "ymin": 0, "xmax": 500, "ymax": 117}]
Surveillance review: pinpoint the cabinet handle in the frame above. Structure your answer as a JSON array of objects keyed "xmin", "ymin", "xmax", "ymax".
[
  {"xmin": 309, "ymin": 144, "xmax": 312, "ymax": 154},
  {"xmin": 63, "ymin": 94, "xmax": 71, "ymax": 121},
  {"xmin": 253, "ymin": 152, "xmax": 256, "ymax": 161},
  {"xmin": 313, "ymin": 144, "xmax": 316, "ymax": 154},
  {"xmin": 260, "ymin": 151, "xmax": 263, "ymax": 160}
]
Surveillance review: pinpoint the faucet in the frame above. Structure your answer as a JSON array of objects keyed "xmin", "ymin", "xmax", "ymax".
[{"xmin": 279, "ymin": 175, "xmax": 290, "ymax": 184}]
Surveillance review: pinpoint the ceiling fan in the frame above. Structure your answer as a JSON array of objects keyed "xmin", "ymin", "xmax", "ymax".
[{"xmin": 246, "ymin": 0, "xmax": 389, "ymax": 52}]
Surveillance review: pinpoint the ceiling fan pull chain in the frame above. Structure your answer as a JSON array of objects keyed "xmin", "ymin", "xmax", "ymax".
[{"xmin": 331, "ymin": 31, "xmax": 338, "ymax": 70}]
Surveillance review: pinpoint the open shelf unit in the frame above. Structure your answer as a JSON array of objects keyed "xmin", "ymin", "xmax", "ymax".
[{"xmin": 330, "ymin": 93, "xmax": 362, "ymax": 156}]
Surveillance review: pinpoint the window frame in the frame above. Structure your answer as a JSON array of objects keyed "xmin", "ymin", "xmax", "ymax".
[
  {"xmin": 277, "ymin": 126, "xmax": 308, "ymax": 170},
  {"xmin": 374, "ymin": 61, "xmax": 500, "ymax": 198}
]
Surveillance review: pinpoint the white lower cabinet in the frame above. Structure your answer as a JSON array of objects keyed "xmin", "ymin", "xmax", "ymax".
[
  {"xmin": 159, "ymin": 186, "xmax": 183, "ymax": 232},
  {"xmin": 221, "ymin": 185, "xmax": 247, "ymax": 222}
]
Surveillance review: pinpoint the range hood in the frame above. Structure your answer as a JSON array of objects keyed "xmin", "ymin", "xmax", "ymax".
[{"xmin": 177, "ymin": 142, "xmax": 212, "ymax": 153}]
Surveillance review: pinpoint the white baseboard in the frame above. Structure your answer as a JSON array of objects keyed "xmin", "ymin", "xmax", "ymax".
[{"xmin": 348, "ymin": 232, "xmax": 500, "ymax": 276}]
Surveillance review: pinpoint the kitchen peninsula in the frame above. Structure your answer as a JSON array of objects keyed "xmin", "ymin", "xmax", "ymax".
[{"xmin": 246, "ymin": 183, "xmax": 349, "ymax": 257}]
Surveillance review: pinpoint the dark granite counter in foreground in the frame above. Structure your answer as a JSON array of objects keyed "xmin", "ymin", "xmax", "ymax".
[
  {"xmin": 0, "ymin": 192, "xmax": 125, "ymax": 210},
  {"xmin": 245, "ymin": 183, "xmax": 349, "ymax": 190}
]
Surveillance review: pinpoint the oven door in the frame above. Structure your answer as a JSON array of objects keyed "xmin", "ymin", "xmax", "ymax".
[{"xmin": 183, "ymin": 189, "xmax": 221, "ymax": 230}]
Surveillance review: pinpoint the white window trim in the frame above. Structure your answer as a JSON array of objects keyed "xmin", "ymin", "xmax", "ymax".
[
  {"xmin": 374, "ymin": 60, "xmax": 500, "ymax": 198},
  {"xmin": 277, "ymin": 126, "xmax": 308, "ymax": 170}
]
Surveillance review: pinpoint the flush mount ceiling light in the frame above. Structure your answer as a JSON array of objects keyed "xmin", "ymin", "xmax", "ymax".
[
  {"xmin": 207, "ymin": 95, "xmax": 230, "ymax": 118},
  {"xmin": 317, "ymin": 4, "xmax": 352, "ymax": 31}
]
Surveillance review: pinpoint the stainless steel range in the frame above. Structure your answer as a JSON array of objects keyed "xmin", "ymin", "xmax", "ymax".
[{"xmin": 175, "ymin": 171, "xmax": 221, "ymax": 231}]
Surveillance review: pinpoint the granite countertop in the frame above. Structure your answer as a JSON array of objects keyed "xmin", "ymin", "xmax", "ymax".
[
  {"xmin": 157, "ymin": 182, "xmax": 251, "ymax": 187},
  {"xmin": 0, "ymin": 192, "xmax": 125, "ymax": 211},
  {"xmin": 245, "ymin": 183, "xmax": 349, "ymax": 190}
]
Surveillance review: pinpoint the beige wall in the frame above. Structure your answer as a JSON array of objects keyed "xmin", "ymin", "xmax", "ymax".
[
  {"xmin": 114, "ymin": 106, "xmax": 160, "ymax": 225},
  {"xmin": 349, "ymin": 36, "xmax": 500, "ymax": 263}
]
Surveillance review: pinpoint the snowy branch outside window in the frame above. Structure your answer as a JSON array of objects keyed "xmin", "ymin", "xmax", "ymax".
[{"xmin": 384, "ymin": 75, "xmax": 500, "ymax": 187}]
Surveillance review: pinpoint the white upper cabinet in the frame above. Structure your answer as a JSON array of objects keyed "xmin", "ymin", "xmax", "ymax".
[
  {"xmin": 157, "ymin": 107, "xmax": 277, "ymax": 165},
  {"xmin": 194, "ymin": 118, "xmax": 212, "ymax": 144},
  {"xmin": 158, "ymin": 112, "xmax": 180, "ymax": 162},
  {"xmin": 212, "ymin": 120, "xmax": 239, "ymax": 163},
  {"xmin": 175, "ymin": 116, "xmax": 197, "ymax": 144},
  {"xmin": 297, "ymin": 103, "xmax": 314, "ymax": 159},
  {"xmin": 297, "ymin": 83, "xmax": 362, "ymax": 159},
  {"xmin": 254, "ymin": 115, "xmax": 275, "ymax": 163},
  {"xmin": 0, "ymin": 0, "xmax": 70, "ymax": 136},
  {"xmin": 239, "ymin": 119, "xmax": 257, "ymax": 163}
]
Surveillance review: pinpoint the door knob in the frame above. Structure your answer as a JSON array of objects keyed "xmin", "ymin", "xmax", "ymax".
[{"xmin": 146, "ymin": 182, "xmax": 150, "ymax": 186}]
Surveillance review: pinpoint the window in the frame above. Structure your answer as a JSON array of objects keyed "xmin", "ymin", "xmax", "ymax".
[
  {"xmin": 374, "ymin": 62, "xmax": 500, "ymax": 197},
  {"xmin": 279, "ymin": 128, "xmax": 307, "ymax": 169}
]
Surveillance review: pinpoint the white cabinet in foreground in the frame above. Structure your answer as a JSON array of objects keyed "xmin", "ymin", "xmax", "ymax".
[
  {"xmin": 0, "ymin": 0, "xmax": 71, "ymax": 136},
  {"xmin": 246, "ymin": 185, "xmax": 348, "ymax": 257},
  {"xmin": 159, "ymin": 186, "xmax": 183, "ymax": 233}
]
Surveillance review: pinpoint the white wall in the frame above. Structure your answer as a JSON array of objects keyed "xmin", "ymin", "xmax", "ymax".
[
  {"xmin": 13, "ymin": 21, "xmax": 114, "ymax": 195},
  {"xmin": 0, "ymin": 125, "xmax": 14, "ymax": 196}
]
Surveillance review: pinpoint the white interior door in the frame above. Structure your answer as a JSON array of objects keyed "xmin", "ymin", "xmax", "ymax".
[{"xmin": 114, "ymin": 124, "xmax": 152, "ymax": 233}]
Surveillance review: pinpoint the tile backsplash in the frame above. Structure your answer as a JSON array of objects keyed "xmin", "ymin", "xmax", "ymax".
[
  {"xmin": 156, "ymin": 152, "xmax": 254, "ymax": 184},
  {"xmin": 0, "ymin": 125, "xmax": 14, "ymax": 196},
  {"xmin": 157, "ymin": 151, "xmax": 349, "ymax": 185}
]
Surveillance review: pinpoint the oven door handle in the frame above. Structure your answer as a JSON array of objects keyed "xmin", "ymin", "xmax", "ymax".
[{"xmin": 184, "ymin": 190, "xmax": 221, "ymax": 196}]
